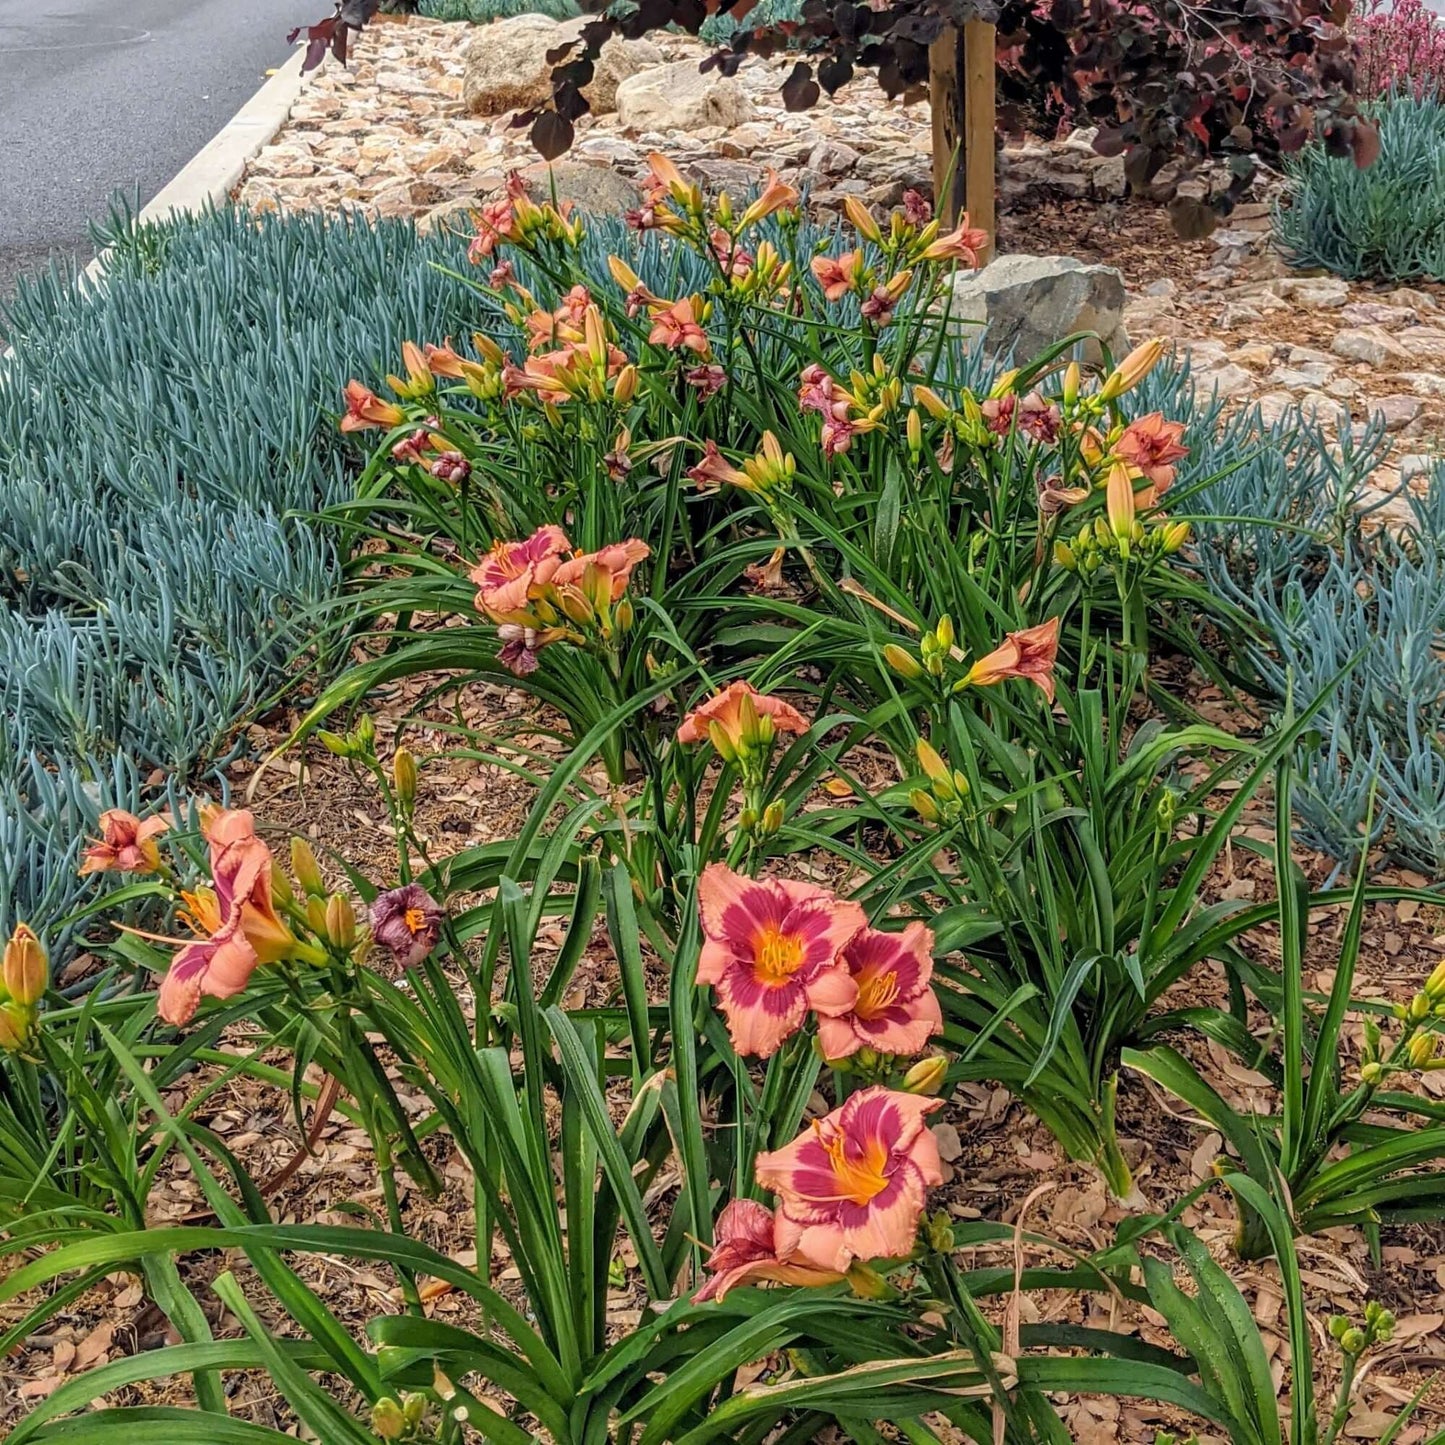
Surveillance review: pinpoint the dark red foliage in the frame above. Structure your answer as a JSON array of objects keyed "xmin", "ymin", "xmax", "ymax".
[{"xmin": 291, "ymin": 0, "xmax": 1376, "ymax": 234}]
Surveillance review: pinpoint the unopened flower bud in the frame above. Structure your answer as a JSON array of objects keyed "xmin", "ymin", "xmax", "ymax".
[
  {"xmin": 1061, "ymin": 361, "xmax": 1080, "ymax": 407},
  {"xmin": 1426, "ymin": 959, "xmax": 1445, "ymax": 1001},
  {"xmin": 1161, "ymin": 521, "xmax": 1191, "ymax": 554},
  {"xmin": 270, "ymin": 862, "xmax": 294, "ymax": 907},
  {"xmin": 1410, "ymin": 991, "xmax": 1431, "ymax": 1023},
  {"xmin": 3, "ymin": 924, "xmax": 48, "ymax": 1008},
  {"xmin": 317, "ymin": 729, "xmax": 355, "ymax": 758},
  {"xmin": 916, "ymin": 740, "xmax": 955, "ymax": 798},
  {"xmin": 760, "ymin": 799, "xmax": 785, "ymax": 835},
  {"xmin": 0, "ymin": 1001, "xmax": 33, "ymax": 1053},
  {"xmin": 1410, "ymin": 1033, "xmax": 1437, "ymax": 1068},
  {"xmin": 1340, "ymin": 1327, "xmax": 1366, "ymax": 1355},
  {"xmin": 934, "ymin": 615, "xmax": 955, "ymax": 651},
  {"xmin": 906, "ymin": 407, "xmax": 922, "ymax": 456},
  {"xmin": 614, "ymin": 364, "xmax": 638, "ymax": 404},
  {"xmin": 845, "ymin": 1262, "xmax": 891, "ymax": 1299},
  {"xmin": 393, "ymin": 746, "xmax": 418, "ymax": 811},
  {"xmin": 614, "ymin": 597, "xmax": 635, "ymax": 633},
  {"xmin": 1328, "ymin": 1314, "xmax": 1350, "ymax": 1341},
  {"xmin": 910, "ymin": 788, "xmax": 941, "ymax": 823},
  {"xmin": 902, "ymin": 1055, "xmax": 948, "ymax": 1096},
  {"xmin": 325, "ymin": 894, "xmax": 357, "ymax": 948},
  {"xmin": 883, "ymin": 643, "xmax": 924, "ymax": 680},
  {"xmin": 926, "ymin": 1209, "xmax": 954, "ymax": 1253},
  {"xmin": 306, "ymin": 895, "xmax": 329, "ymax": 935},
  {"xmin": 1360, "ymin": 1060, "xmax": 1385, "ymax": 1085},
  {"xmin": 292, "ymin": 837, "xmax": 325, "ymax": 898},
  {"xmin": 356, "ymin": 715, "xmax": 377, "ymax": 755},
  {"xmin": 371, "ymin": 1397, "xmax": 407, "ymax": 1440},
  {"xmin": 1053, "ymin": 540, "xmax": 1077, "ymax": 570}
]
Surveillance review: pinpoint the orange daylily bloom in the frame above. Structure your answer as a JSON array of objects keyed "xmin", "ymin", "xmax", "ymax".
[
  {"xmin": 340, "ymin": 380, "xmax": 405, "ymax": 433},
  {"xmin": 677, "ymin": 679, "xmax": 809, "ymax": 750},
  {"xmin": 738, "ymin": 170, "xmax": 800, "ymax": 229},
  {"xmin": 811, "ymin": 250, "xmax": 864, "ymax": 303}
]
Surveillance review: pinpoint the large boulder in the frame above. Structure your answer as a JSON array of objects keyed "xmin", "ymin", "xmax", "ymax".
[
  {"xmin": 943, "ymin": 254, "xmax": 1129, "ymax": 364},
  {"xmin": 615, "ymin": 59, "xmax": 756, "ymax": 134},
  {"xmin": 516, "ymin": 159, "xmax": 641, "ymax": 216},
  {"xmin": 461, "ymin": 14, "xmax": 662, "ymax": 118}
]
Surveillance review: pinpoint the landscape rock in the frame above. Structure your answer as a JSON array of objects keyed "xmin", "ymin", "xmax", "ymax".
[
  {"xmin": 1195, "ymin": 363, "xmax": 1256, "ymax": 400},
  {"xmin": 1373, "ymin": 395, "xmax": 1425, "ymax": 431},
  {"xmin": 616, "ymin": 59, "xmax": 755, "ymax": 134},
  {"xmin": 517, "ymin": 159, "xmax": 641, "ymax": 216},
  {"xmin": 461, "ymin": 14, "xmax": 662, "ymax": 118},
  {"xmin": 1332, "ymin": 326, "xmax": 1412, "ymax": 368},
  {"xmin": 943, "ymin": 254, "xmax": 1129, "ymax": 364}
]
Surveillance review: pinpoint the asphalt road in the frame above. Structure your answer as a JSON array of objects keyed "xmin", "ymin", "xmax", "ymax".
[{"xmin": 0, "ymin": 0, "xmax": 304, "ymax": 307}]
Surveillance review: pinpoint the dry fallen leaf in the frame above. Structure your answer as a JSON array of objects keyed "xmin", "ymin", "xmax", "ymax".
[{"xmin": 72, "ymin": 1322, "xmax": 114, "ymax": 1371}]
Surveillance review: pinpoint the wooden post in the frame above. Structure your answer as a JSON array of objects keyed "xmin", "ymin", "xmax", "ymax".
[{"xmin": 929, "ymin": 21, "xmax": 996, "ymax": 261}]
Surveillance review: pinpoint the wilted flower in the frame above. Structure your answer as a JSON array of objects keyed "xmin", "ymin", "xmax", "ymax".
[
  {"xmin": 755, "ymin": 1086, "xmax": 944, "ymax": 1268},
  {"xmin": 710, "ymin": 227, "xmax": 755, "ymax": 280},
  {"xmin": 370, "ymin": 883, "xmax": 444, "ymax": 968},
  {"xmin": 798, "ymin": 363, "xmax": 839, "ymax": 417},
  {"xmin": 685, "ymin": 362, "xmax": 728, "ymax": 398},
  {"xmin": 430, "ymin": 451, "xmax": 471, "ymax": 484},
  {"xmin": 815, "ymin": 923, "xmax": 943, "ymax": 1061},
  {"xmin": 340, "ymin": 380, "xmax": 405, "ymax": 434},
  {"xmin": 860, "ymin": 271, "xmax": 913, "ymax": 327},
  {"xmin": 961, "ymin": 618, "xmax": 1061, "ymax": 703},
  {"xmin": 79, "ymin": 809, "xmax": 170, "ymax": 876},
  {"xmin": 697, "ymin": 864, "xmax": 865, "ymax": 1058},
  {"xmin": 495, "ymin": 623, "xmax": 559, "ymax": 675},
  {"xmin": 901, "ymin": 189, "xmax": 933, "ymax": 227},
  {"xmin": 694, "ymin": 1198, "xmax": 846, "ymax": 1303}
]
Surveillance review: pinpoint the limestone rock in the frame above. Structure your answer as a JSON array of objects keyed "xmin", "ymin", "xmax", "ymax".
[
  {"xmin": 1195, "ymin": 363, "xmax": 1255, "ymax": 400},
  {"xmin": 616, "ymin": 59, "xmax": 755, "ymax": 134},
  {"xmin": 1372, "ymin": 395, "xmax": 1425, "ymax": 432},
  {"xmin": 1331, "ymin": 326, "xmax": 1412, "ymax": 368},
  {"xmin": 517, "ymin": 159, "xmax": 641, "ymax": 216},
  {"xmin": 942, "ymin": 254, "xmax": 1129, "ymax": 365},
  {"xmin": 461, "ymin": 14, "xmax": 662, "ymax": 118}
]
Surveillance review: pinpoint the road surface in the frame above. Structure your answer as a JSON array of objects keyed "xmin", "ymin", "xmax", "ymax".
[{"xmin": 0, "ymin": 0, "xmax": 302, "ymax": 308}]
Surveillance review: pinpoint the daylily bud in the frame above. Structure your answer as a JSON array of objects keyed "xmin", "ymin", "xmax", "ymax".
[
  {"xmin": 1099, "ymin": 338, "xmax": 1165, "ymax": 402},
  {"xmin": 1425, "ymin": 960, "xmax": 1445, "ymax": 1001},
  {"xmin": 706, "ymin": 719, "xmax": 739, "ymax": 765},
  {"xmin": 1410, "ymin": 990, "xmax": 1431, "ymax": 1023},
  {"xmin": 1062, "ymin": 361, "xmax": 1081, "ymax": 406},
  {"xmin": 843, "ymin": 195, "xmax": 883, "ymax": 245},
  {"xmin": 913, "ymin": 385, "xmax": 950, "ymax": 421},
  {"xmin": 883, "ymin": 643, "xmax": 924, "ymax": 680},
  {"xmin": 934, "ymin": 615, "xmax": 955, "ymax": 651},
  {"xmin": 291, "ymin": 837, "xmax": 326, "ymax": 898},
  {"xmin": 916, "ymin": 740, "xmax": 954, "ymax": 797},
  {"xmin": 1106, "ymin": 463, "xmax": 1137, "ymax": 548},
  {"xmin": 306, "ymin": 895, "xmax": 329, "ymax": 935},
  {"xmin": 845, "ymin": 1262, "xmax": 891, "ymax": 1299},
  {"xmin": 760, "ymin": 799, "xmax": 785, "ymax": 835},
  {"xmin": 3, "ymin": 924, "xmax": 47, "ymax": 1008},
  {"xmin": 325, "ymin": 894, "xmax": 357, "ymax": 949},
  {"xmin": 393, "ymin": 747, "xmax": 418, "ymax": 811},
  {"xmin": 902, "ymin": 1055, "xmax": 948, "ymax": 1096},
  {"xmin": 926, "ymin": 1209, "xmax": 954, "ymax": 1253},
  {"xmin": 1361, "ymin": 1060, "xmax": 1385, "ymax": 1085},
  {"xmin": 1340, "ymin": 1327, "xmax": 1366, "ymax": 1355},
  {"xmin": 1328, "ymin": 1314, "xmax": 1349, "ymax": 1342},
  {"xmin": 1161, "ymin": 521, "xmax": 1191, "ymax": 554},
  {"xmin": 910, "ymin": 789, "xmax": 941, "ymax": 823},
  {"xmin": 614, "ymin": 596, "xmax": 635, "ymax": 632},
  {"xmin": 1409, "ymin": 1033, "xmax": 1437, "ymax": 1068},
  {"xmin": 404, "ymin": 1395, "xmax": 426, "ymax": 1428},
  {"xmin": 906, "ymin": 407, "xmax": 922, "ymax": 456},
  {"xmin": 738, "ymin": 806, "xmax": 759, "ymax": 834},
  {"xmin": 0, "ymin": 1001, "xmax": 32, "ymax": 1053},
  {"xmin": 371, "ymin": 1397, "xmax": 407, "ymax": 1441},
  {"xmin": 614, "ymin": 364, "xmax": 638, "ymax": 404},
  {"xmin": 270, "ymin": 862, "xmax": 295, "ymax": 907},
  {"xmin": 1053, "ymin": 541, "xmax": 1077, "ymax": 570},
  {"xmin": 317, "ymin": 729, "xmax": 354, "ymax": 758},
  {"xmin": 356, "ymin": 715, "xmax": 377, "ymax": 754}
]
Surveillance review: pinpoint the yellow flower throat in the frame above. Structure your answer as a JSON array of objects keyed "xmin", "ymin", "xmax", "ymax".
[{"xmin": 754, "ymin": 925, "xmax": 805, "ymax": 983}]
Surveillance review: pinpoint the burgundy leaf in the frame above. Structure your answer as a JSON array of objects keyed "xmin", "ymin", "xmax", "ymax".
[{"xmin": 531, "ymin": 109, "xmax": 575, "ymax": 161}]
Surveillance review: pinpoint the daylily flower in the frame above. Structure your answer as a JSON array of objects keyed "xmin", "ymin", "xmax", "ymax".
[
  {"xmin": 798, "ymin": 363, "xmax": 839, "ymax": 416},
  {"xmin": 469, "ymin": 525, "xmax": 571, "ymax": 621},
  {"xmin": 370, "ymin": 883, "xmax": 444, "ymax": 968},
  {"xmin": 677, "ymin": 679, "xmax": 809, "ymax": 751},
  {"xmin": 738, "ymin": 169, "xmax": 800, "ymax": 229},
  {"xmin": 860, "ymin": 271, "xmax": 913, "ymax": 327},
  {"xmin": 495, "ymin": 623, "xmax": 566, "ymax": 675},
  {"xmin": 901, "ymin": 189, "xmax": 932, "ymax": 227},
  {"xmin": 843, "ymin": 195, "xmax": 884, "ymax": 245},
  {"xmin": 469, "ymin": 173, "xmax": 527, "ymax": 261},
  {"xmin": 1106, "ymin": 460, "xmax": 1138, "ymax": 544},
  {"xmin": 79, "ymin": 809, "xmax": 170, "ymax": 876},
  {"xmin": 961, "ymin": 618, "xmax": 1061, "ymax": 703},
  {"xmin": 1114, "ymin": 412, "xmax": 1188, "ymax": 501},
  {"xmin": 816, "ymin": 923, "xmax": 943, "ymax": 1060},
  {"xmin": 340, "ymin": 381, "xmax": 405, "ymax": 433},
  {"xmin": 811, "ymin": 250, "xmax": 864, "ymax": 303},
  {"xmin": 1017, "ymin": 391, "xmax": 1062, "ymax": 444},
  {"xmin": 686, "ymin": 440, "xmax": 750, "ymax": 491},
  {"xmin": 755, "ymin": 1086, "xmax": 944, "ymax": 1268},
  {"xmin": 821, "ymin": 414, "xmax": 875, "ymax": 457},
  {"xmin": 643, "ymin": 152, "xmax": 702, "ymax": 214},
  {"xmin": 549, "ymin": 538, "xmax": 650, "ymax": 602},
  {"xmin": 920, "ymin": 216, "xmax": 988, "ymax": 265},
  {"xmin": 648, "ymin": 297, "xmax": 711, "ymax": 356},
  {"xmin": 387, "ymin": 341, "xmax": 435, "ymax": 399},
  {"xmin": 685, "ymin": 362, "xmax": 728, "ymax": 398},
  {"xmin": 710, "ymin": 227, "xmax": 755, "ymax": 280},
  {"xmin": 697, "ymin": 864, "xmax": 865, "ymax": 1058},
  {"xmin": 430, "ymin": 451, "xmax": 471, "ymax": 484},
  {"xmin": 694, "ymin": 1198, "xmax": 847, "ymax": 1303},
  {"xmin": 156, "ymin": 810, "xmax": 296, "ymax": 1026}
]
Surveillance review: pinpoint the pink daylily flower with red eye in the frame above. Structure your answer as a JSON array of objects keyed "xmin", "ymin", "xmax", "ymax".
[
  {"xmin": 469, "ymin": 525, "xmax": 571, "ymax": 621},
  {"xmin": 697, "ymin": 864, "xmax": 865, "ymax": 1058},
  {"xmin": 963, "ymin": 617, "xmax": 1061, "ymax": 703},
  {"xmin": 648, "ymin": 297, "xmax": 711, "ymax": 356},
  {"xmin": 159, "ymin": 887, "xmax": 261, "ymax": 1027},
  {"xmin": 79, "ymin": 809, "xmax": 170, "ymax": 876},
  {"xmin": 756, "ymin": 1086, "xmax": 944, "ymax": 1269},
  {"xmin": 694, "ymin": 1199, "xmax": 847, "ymax": 1303},
  {"xmin": 1114, "ymin": 412, "xmax": 1189, "ymax": 504},
  {"xmin": 810, "ymin": 250, "xmax": 864, "ymax": 303},
  {"xmin": 816, "ymin": 923, "xmax": 943, "ymax": 1061},
  {"xmin": 468, "ymin": 172, "xmax": 526, "ymax": 261}
]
